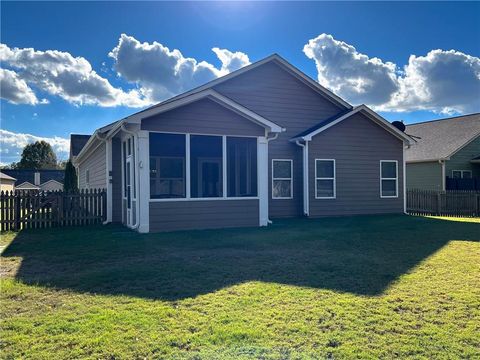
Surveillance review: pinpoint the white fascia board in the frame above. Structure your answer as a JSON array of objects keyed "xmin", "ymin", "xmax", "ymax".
[
  {"xmin": 41, "ymin": 179, "xmax": 63, "ymax": 186},
  {"xmin": 296, "ymin": 105, "xmax": 414, "ymax": 145},
  {"xmin": 122, "ymin": 89, "xmax": 284, "ymax": 133},
  {"xmin": 406, "ymin": 158, "xmax": 449, "ymax": 164}
]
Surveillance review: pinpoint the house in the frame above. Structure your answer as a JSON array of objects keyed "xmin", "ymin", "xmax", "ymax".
[
  {"xmin": 405, "ymin": 113, "xmax": 480, "ymax": 191},
  {"xmin": 72, "ymin": 54, "xmax": 413, "ymax": 233},
  {"xmin": 1, "ymin": 169, "xmax": 64, "ymax": 191},
  {"xmin": 0, "ymin": 172, "xmax": 16, "ymax": 192}
]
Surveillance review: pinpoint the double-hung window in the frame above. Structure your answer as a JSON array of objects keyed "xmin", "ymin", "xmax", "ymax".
[
  {"xmin": 315, "ymin": 159, "xmax": 335, "ymax": 198},
  {"xmin": 452, "ymin": 170, "xmax": 472, "ymax": 179},
  {"xmin": 380, "ymin": 160, "xmax": 398, "ymax": 198},
  {"xmin": 272, "ymin": 159, "xmax": 293, "ymax": 199}
]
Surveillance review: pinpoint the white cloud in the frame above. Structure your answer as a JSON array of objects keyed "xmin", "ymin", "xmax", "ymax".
[
  {"xmin": 303, "ymin": 33, "xmax": 480, "ymax": 114},
  {"xmin": 0, "ymin": 129, "xmax": 69, "ymax": 165},
  {"xmin": 109, "ymin": 34, "xmax": 250, "ymax": 102},
  {"xmin": 0, "ymin": 43, "xmax": 150, "ymax": 108},
  {"xmin": 0, "ymin": 68, "xmax": 40, "ymax": 105}
]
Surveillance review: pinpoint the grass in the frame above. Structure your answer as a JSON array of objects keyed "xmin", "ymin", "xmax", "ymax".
[{"xmin": 1, "ymin": 215, "xmax": 479, "ymax": 359}]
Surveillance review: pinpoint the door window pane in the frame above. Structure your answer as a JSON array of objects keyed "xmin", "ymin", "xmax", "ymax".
[
  {"xmin": 227, "ymin": 137, "xmax": 257, "ymax": 197},
  {"xmin": 149, "ymin": 133, "xmax": 186, "ymax": 199},
  {"xmin": 191, "ymin": 135, "xmax": 223, "ymax": 198}
]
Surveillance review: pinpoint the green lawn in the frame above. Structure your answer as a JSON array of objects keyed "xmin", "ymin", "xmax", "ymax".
[{"xmin": 1, "ymin": 215, "xmax": 479, "ymax": 359}]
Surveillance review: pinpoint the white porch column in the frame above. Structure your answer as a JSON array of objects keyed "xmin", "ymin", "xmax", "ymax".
[
  {"xmin": 258, "ymin": 136, "xmax": 269, "ymax": 226},
  {"xmin": 137, "ymin": 130, "xmax": 150, "ymax": 233},
  {"xmin": 105, "ymin": 138, "xmax": 113, "ymax": 223}
]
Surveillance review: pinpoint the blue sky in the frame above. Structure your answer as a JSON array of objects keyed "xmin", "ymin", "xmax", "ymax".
[{"xmin": 1, "ymin": 1, "xmax": 479, "ymax": 164}]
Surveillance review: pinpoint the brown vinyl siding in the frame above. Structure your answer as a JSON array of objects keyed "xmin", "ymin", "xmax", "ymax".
[
  {"xmin": 308, "ymin": 113, "xmax": 404, "ymax": 216},
  {"xmin": 141, "ymin": 98, "xmax": 265, "ymax": 137},
  {"xmin": 78, "ymin": 142, "xmax": 106, "ymax": 190},
  {"xmin": 406, "ymin": 161, "xmax": 443, "ymax": 190},
  {"xmin": 111, "ymin": 138, "xmax": 122, "ymax": 222},
  {"xmin": 149, "ymin": 200, "xmax": 259, "ymax": 232},
  {"xmin": 213, "ymin": 61, "xmax": 346, "ymax": 218}
]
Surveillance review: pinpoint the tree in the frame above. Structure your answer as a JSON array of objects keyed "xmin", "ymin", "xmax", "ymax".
[
  {"xmin": 63, "ymin": 160, "xmax": 78, "ymax": 192},
  {"xmin": 17, "ymin": 141, "xmax": 58, "ymax": 169}
]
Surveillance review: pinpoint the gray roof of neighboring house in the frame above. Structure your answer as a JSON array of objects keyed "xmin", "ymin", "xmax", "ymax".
[
  {"xmin": 405, "ymin": 113, "xmax": 480, "ymax": 162},
  {"xmin": 70, "ymin": 134, "xmax": 91, "ymax": 157},
  {"xmin": 1, "ymin": 169, "xmax": 64, "ymax": 186},
  {"xmin": 0, "ymin": 171, "xmax": 16, "ymax": 181}
]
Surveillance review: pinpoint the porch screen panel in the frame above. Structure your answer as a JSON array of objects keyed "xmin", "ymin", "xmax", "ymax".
[
  {"xmin": 149, "ymin": 133, "xmax": 186, "ymax": 199},
  {"xmin": 190, "ymin": 135, "xmax": 223, "ymax": 198},
  {"xmin": 227, "ymin": 137, "xmax": 257, "ymax": 197}
]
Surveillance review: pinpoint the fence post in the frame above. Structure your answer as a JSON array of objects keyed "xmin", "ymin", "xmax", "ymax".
[{"xmin": 14, "ymin": 193, "xmax": 21, "ymax": 231}]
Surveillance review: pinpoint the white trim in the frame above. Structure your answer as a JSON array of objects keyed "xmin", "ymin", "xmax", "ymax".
[
  {"xmin": 291, "ymin": 105, "xmax": 413, "ymax": 145},
  {"xmin": 15, "ymin": 181, "xmax": 40, "ymax": 190},
  {"xmin": 257, "ymin": 137, "xmax": 269, "ymax": 226},
  {"xmin": 150, "ymin": 197, "xmax": 259, "ymax": 203},
  {"xmin": 40, "ymin": 179, "xmax": 63, "ymax": 187},
  {"xmin": 85, "ymin": 168, "xmax": 90, "ymax": 188},
  {"xmin": 137, "ymin": 131, "xmax": 150, "ymax": 233},
  {"xmin": 314, "ymin": 159, "xmax": 336, "ymax": 199},
  {"xmin": 380, "ymin": 160, "xmax": 399, "ymax": 198},
  {"xmin": 271, "ymin": 159, "xmax": 293, "ymax": 199},
  {"xmin": 407, "ymin": 158, "xmax": 450, "ymax": 164},
  {"xmin": 451, "ymin": 169, "xmax": 473, "ymax": 179},
  {"xmin": 441, "ymin": 160, "xmax": 446, "ymax": 191},
  {"xmin": 222, "ymin": 135, "xmax": 227, "ymax": 198},
  {"xmin": 105, "ymin": 138, "xmax": 112, "ymax": 223}
]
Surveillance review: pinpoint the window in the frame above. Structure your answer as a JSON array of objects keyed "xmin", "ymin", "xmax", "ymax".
[
  {"xmin": 85, "ymin": 169, "xmax": 90, "ymax": 186},
  {"xmin": 452, "ymin": 170, "xmax": 472, "ymax": 179},
  {"xmin": 149, "ymin": 133, "xmax": 186, "ymax": 199},
  {"xmin": 380, "ymin": 160, "xmax": 398, "ymax": 198},
  {"xmin": 190, "ymin": 135, "xmax": 223, "ymax": 198},
  {"xmin": 227, "ymin": 137, "xmax": 257, "ymax": 197},
  {"xmin": 315, "ymin": 159, "xmax": 335, "ymax": 199},
  {"xmin": 272, "ymin": 160, "xmax": 293, "ymax": 199}
]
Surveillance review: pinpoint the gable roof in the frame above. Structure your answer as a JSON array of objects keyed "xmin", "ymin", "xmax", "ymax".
[
  {"xmin": 405, "ymin": 113, "xmax": 480, "ymax": 162},
  {"xmin": 16, "ymin": 181, "xmax": 40, "ymax": 190},
  {"xmin": 1, "ymin": 169, "xmax": 64, "ymax": 186},
  {"xmin": 70, "ymin": 134, "xmax": 91, "ymax": 158},
  {"xmin": 135, "ymin": 54, "xmax": 352, "ymax": 117},
  {"xmin": 290, "ymin": 105, "xmax": 414, "ymax": 144},
  {"xmin": 75, "ymin": 89, "xmax": 285, "ymax": 164},
  {"xmin": 0, "ymin": 172, "xmax": 16, "ymax": 181}
]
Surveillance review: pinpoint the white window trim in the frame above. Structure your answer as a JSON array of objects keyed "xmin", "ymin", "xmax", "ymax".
[
  {"xmin": 315, "ymin": 159, "xmax": 336, "ymax": 199},
  {"xmin": 272, "ymin": 159, "xmax": 293, "ymax": 199},
  {"xmin": 148, "ymin": 132, "xmax": 260, "ymax": 202},
  {"xmin": 380, "ymin": 160, "xmax": 398, "ymax": 198},
  {"xmin": 451, "ymin": 169, "xmax": 472, "ymax": 178},
  {"xmin": 85, "ymin": 169, "xmax": 90, "ymax": 188}
]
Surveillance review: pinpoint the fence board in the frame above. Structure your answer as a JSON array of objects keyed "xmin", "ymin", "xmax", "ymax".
[
  {"xmin": 0, "ymin": 189, "xmax": 106, "ymax": 231},
  {"xmin": 407, "ymin": 189, "xmax": 480, "ymax": 217}
]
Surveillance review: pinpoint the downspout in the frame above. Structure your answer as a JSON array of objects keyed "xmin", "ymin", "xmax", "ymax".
[
  {"xmin": 439, "ymin": 159, "xmax": 446, "ymax": 191},
  {"xmin": 295, "ymin": 139, "xmax": 309, "ymax": 216},
  {"xmin": 121, "ymin": 123, "xmax": 140, "ymax": 230},
  {"xmin": 266, "ymin": 133, "xmax": 279, "ymax": 224},
  {"xmin": 403, "ymin": 144, "xmax": 409, "ymax": 214}
]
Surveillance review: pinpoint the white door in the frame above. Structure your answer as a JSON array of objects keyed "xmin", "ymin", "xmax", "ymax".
[{"xmin": 126, "ymin": 156, "xmax": 133, "ymax": 226}]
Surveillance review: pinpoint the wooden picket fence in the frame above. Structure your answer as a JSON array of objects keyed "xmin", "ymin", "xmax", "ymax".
[
  {"xmin": 407, "ymin": 189, "xmax": 480, "ymax": 217},
  {"xmin": 0, "ymin": 189, "xmax": 106, "ymax": 231}
]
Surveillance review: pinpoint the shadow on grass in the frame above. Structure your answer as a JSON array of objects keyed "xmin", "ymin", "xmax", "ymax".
[{"xmin": 2, "ymin": 215, "xmax": 479, "ymax": 300}]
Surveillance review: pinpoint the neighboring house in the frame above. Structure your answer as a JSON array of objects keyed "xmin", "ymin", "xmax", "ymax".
[
  {"xmin": 72, "ymin": 54, "xmax": 413, "ymax": 233},
  {"xmin": 1, "ymin": 169, "xmax": 64, "ymax": 191},
  {"xmin": 405, "ymin": 113, "xmax": 480, "ymax": 191},
  {"xmin": 0, "ymin": 172, "xmax": 16, "ymax": 192}
]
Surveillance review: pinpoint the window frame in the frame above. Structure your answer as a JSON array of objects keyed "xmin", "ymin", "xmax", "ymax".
[
  {"xmin": 380, "ymin": 160, "xmax": 398, "ymax": 198},
  {"xmin": 315, "ymin": 159, "xmax": 336, "ymax": 199},
  {"xmin": 85, "ymin": 169, "xmax": 90, "ymax": 187},
  {"xmin": 148, "ymin": 131, "xmax": 260, "ymax": 202},
  {"xmin": 271, "ymin": 159, "xmax": 293, "ymax": 200},
  {"xmin": 451, "ymin": 170, "xmax": 472, "ymax": 179}
]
